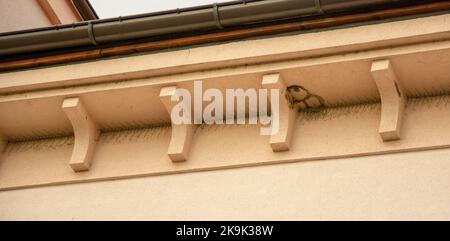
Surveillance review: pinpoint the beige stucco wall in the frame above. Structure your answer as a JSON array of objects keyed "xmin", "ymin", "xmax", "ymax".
[
  {"xmin": 0, "ymin": 0, "xmax": 81, "ymax": 33},
  {"xmin": 0, "ymin": 148, "xmax": 449, "ymax": 221},
  {"xmin": 0, "ymin": 0, "xmax": 51, "ymax": 32}
]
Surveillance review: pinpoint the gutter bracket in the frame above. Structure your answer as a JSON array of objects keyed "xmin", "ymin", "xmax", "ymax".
[
  {"xmin": 371, "ymin": 59, "xmax": 407, "ymax": 141},
  {"xmin": 160, "ymin": 86, "xmax": 194, "ymax": 162},
  {"xmin": 87, "ymin": 21, "xmax": 99, "ymax": 46},
  {"xmin": 262, "ymin": 73, "xmax": 298, "ymax": 152},
  {"xmin": 315, "ymin": 0, "xmax": 324, "ymax": 14},
  {"xmin": 62, "ymin": 97, "xmax": 100, "ymax": 172},
  {"xmin": 213, "ymin": 3, "xmax": 224, "ymax": 29}
]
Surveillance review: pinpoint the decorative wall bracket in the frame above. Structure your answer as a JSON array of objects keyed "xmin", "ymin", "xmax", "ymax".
[
  {"xmin": 371, "ymin": 59, "xmax": 407, "ymax": 141},
  {"xmin": 62, "ymin": 97, "xmax": 100, "ymax": 172},
  {"xmin": 262, "ymin": 74, "xmax": 298, "ymax": 152},
  {"xmin": 160, "ymin": 86, "xmax": 194, "ymax": 162}
]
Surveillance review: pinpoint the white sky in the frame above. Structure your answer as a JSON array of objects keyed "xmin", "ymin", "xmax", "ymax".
[{"xmin": 90, "ymin": 0, "xmax": 235, "ymax": 18}]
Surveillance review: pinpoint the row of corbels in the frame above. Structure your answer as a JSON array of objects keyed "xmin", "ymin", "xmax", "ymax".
[{"xmin": 0, "ymin": 60, "xmax": 404, "ymax": 172}]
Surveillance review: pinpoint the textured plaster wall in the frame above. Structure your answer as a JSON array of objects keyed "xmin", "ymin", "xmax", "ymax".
[{"xmin": 0, "ymin": 148, "xmax": 449, "ymax": 221}]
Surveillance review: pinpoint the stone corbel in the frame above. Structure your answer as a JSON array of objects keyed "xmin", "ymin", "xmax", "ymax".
[
  {"xmin": 160, "ymin": 86, "xmax": 194, "ymax": 162},
  {"xmin": 62, "ymin": 97, "xmax": 100, "ymax": 172},
  {"xmin": 371, "ymin": 59, "xmax": 407, "ymax": 141},
  {"xmin": 262, "ymin": 74, "xmax": 298, "ymax": 152}
]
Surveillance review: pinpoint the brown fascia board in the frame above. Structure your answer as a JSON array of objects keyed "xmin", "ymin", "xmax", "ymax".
[
  {"xmin": 71, "ymin": 0, "xmax": 99, "ymax": 21},
  {"xmin": 1, "ymin": 1, "xmax": 450, "ymax": 72}
]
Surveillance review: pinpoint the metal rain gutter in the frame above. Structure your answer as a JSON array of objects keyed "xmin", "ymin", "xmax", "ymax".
[{"xmin": 0, "ymin": 0, "xmax": 426, "ymax": 57}]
